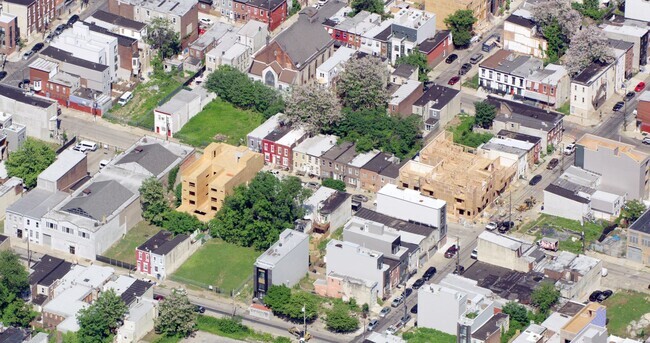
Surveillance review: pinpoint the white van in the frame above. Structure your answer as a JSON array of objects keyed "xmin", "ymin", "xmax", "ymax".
[
  {"xmin": 79, "ymin": 140, "xmax": 98, "ymax": 152},
  {"xmin": 118, "ymin": 91, "xmax": 133, "ymax": 106},
  {"xmin": 99, "ymin": 159, "xmax": 109, "ymax": 169}
]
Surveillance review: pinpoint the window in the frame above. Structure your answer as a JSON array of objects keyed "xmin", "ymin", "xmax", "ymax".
[
  {"xmin": 64, "ymin": 227, "xmax": 73, "ymax": 235},
  {"xmin": 284, "ymin": 149, "xmax": 288, "ymax": 157},
  {"xmin": 35, "ymin": 222, "xmax": 39, "ymax": 228},
  {"xmin": 630, "ymin": 235, "xmax": 638, "ymax": 244},
  {"xmin": 189, "ymin": 182, "xmax": 196, "ymax": 187},
  {"xmin": 264, "ymin": 143, "xmax": 268, "ymax": 151},
  {"xmin": 26, "ymin": 219, "xmax": 30, "ymax": 225}
]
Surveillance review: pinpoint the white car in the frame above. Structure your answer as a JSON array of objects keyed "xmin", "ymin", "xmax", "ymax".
[
  {"xmin": 564, "ymin": 143, "xmax": 576, "ymax": 155},
  {"xmin": 471, "ymin": 249, "xmax": 478, "ymax": 259},
  {"xmin": 642, "ymin": 137, "xmax": 650, "ymax": 145},
  {"xmin": 485, "ymin": 221, "xmax": 498, "ymax": 231},
  {"xmin": 200, "ymin": 17, "xmax": 214, "ymax": 25}
]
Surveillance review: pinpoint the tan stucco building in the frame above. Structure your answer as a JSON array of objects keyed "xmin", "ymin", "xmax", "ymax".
[
  {"xmin": 177, "ymin": 143, "xmax": 264, "ymax": 221},
  {"xmin": 425, "ymin": 0, "xmax": 488, "ymax": 30}
]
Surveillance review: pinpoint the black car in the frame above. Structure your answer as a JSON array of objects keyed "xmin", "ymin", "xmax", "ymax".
[
  {"xmin": 402, "ymin": 288, "xmax": 413, "ymax": 298},
  {"xmin": 67, "ymin": 14, "xmax": 79, "ymax": 27},
  {"xmin": 423, "ymin": 267, "xmax": 437, "ymax": 280},
  {"xmin": 54, "ymin": 24, "xmax": 66, "ymax": 35},
  {"xmin": 453, "ymin": 265, "xmax": 465, "ymax": 274},
  {"xmin": 613, "ymin": 101, "xmax": 625, "ymax": 111},
  {"xmin": 445, "ymin": 54, "xmax": 458, "ymax": 64},
  {"xmin": 195, "ymin": 305, "xmax": 206, "ymax": 313},
  {"xmin": 458, "ymin": 63, "xmax": 472, "ymax": 75},
  {"xmin": 597, "ymin": 290, "xmax": 613, "ymax": 302},
  {"xmin": 529, "ymin": 174, "xmax": 542, "ymax": 186},
  {"xmin": 31, "ymin": 42, "xmax": 44, "ymax": 52},
  {"xmin": 0, "ymin": 71, "xmax": 6, "ymax": 81},
  {"xmin": 625, "ymin": 91, "xmax": 636, "ymax": 101},
  {"xmin": 412, "ymin": 278, "xmax": 425, "ymax": 289},
  {"xmin": 410, "ymin": 304, "xmax": 418, "ymax": 314},
  {"xmin": 589, "ymin": 290, "xmax": 603, "ymax": 302},
  {"xmin": 498, "ymin": 221, "xmax": 514, "ymax": 233}
]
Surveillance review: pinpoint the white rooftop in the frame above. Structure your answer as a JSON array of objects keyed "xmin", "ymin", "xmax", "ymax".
[
  {"xmin": 479, "ymin": 231, "xmax": 523, "ymax": 250},
  {"xmin": 222, "ymin": 42, "xmax": 249, "ymax": 60},
  {"xmin": 38, "ymin": 149, "xmax": 86, "ymax": 184},
  {"xmin": 513, "ymin": 324, "xmax": 547, "ymax": 343},
  {"xmin": 57, "ymin": 264, "xmax": 114, "ymax": 290},
  {"xmin": 249, "ymin": 113, "xmax": 283, "ymax": 140},
  {"xmin": 104, "ymin": 275, "xmax": 137, "ymax": 295},
  {"xmin": 30, "ymin": 58, "xmax": 58, "ymax": 72},
  {"xmin": 389, "ymin": 80, "xmax": 421, "ymax": 105},
  {"xmin": 639, "ymin": 90, "xmax": 650, "ymax": 102},
  {"xmin": 378, "ymin": 184, "xmax": 446, "ymax": 209},
  {"xmin": 317, "ymin": 47, "xmax": 356, "ymax": 73},
  {"xmin": 349, "ymin": 150, "xmax": 379, "ymax": 168},
  {"xmin": 238, "ymin": 20, "xmax": 267, "ymax": 37},
  {"xmin": 255, "ymin": 229, "xmax": 309, "ymax": 268},
  {"xmin": 277, "ymin": 127, "xmax": 306, "ymax": 146},
  {"xmin": 303, "ymin": 186, "xmax": 337, "ymax": 220},
  {"xmin": 603, "ymin": 24, "xmax": 649, "ymax": 37},
  {"xmin": 294, "ymin": 134, "xmax": 337, "ymax": 158},
  {"xmin": 542, "ymin": 312, "xmax": 573, "ymax": 333},
  {"xmin": 366, "ymin": 332, "xmax": 407, "ymax": 343}
]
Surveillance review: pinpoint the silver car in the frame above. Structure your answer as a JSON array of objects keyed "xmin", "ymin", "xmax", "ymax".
[{"xmin": 367, "ymin": 318, "xmax": 378, "ymax": 331}]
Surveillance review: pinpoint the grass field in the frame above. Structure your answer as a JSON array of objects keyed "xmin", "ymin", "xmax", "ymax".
[
  {"xmin": 518, "ymin": 214, "xmax": 605, "ymax": 254},
  {"xmin": 402, "ymin": 328, "xmax": 456, "ymax": 343},
  {"xmin": 462, "ymin": 74, "xmax": 479, "ymax": 89},
  {"xmin": 175, "ymin": 99, "xmax": 263, "ymax": 148},
  {"xmin": 448, "ymin": 115, "xmax": 493, "ymax": 148},
  {"xmin": 603, "ymin": 291, "xmax": 650, "ymax": 338},
  {"xmin": 103, "ymin": 221, "xmax": 161, "ymax": 264},
  {"xmin": 172, "ymin": 239, "xmax": 259, "ymax": 293}
]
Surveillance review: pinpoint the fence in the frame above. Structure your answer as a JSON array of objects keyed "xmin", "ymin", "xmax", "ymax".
[
  {"xmin": 168, "ymin": 272, "xmax": 254, "ymax": 297},
  {"xmin": 96, "ymin": 255, "xmax": 136, "ymax": 271},
  {"xmin": 56, "ymin": 136, "xmax": 77, "ymax": 154}
]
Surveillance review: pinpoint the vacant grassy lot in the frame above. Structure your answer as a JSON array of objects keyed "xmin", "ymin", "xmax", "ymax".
[
  {"xmin": 103, "ymin": 221, "xmax": 160, "ymax": 264},
  {"xmin": 448, "ymin": 115, "xmax": 493, "ymax": 148},
  {"xmin": 175, "ymin": 99, "xmax": 263, "ymax": 147},
  {"xmin": 403, "ymin": 328, "xmax": 456, "ymax": 343},
  {"xmin": 603, "ymin": 291, "xmax": 650, "ymax": 338},
  {"xmin": 518, "ymin": 214, "xmax": 605, "ymax": 254},
  {"xmin": 172, "ymin": 239, "xmax": 258, "ymax": 293}
]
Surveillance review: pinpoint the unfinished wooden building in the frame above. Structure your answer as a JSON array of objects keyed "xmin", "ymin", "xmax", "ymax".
[{"xmin": 399, "ymin": 132, "xmax": 517, "ymax": 219}]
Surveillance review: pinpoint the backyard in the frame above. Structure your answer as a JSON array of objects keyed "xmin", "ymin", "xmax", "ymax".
[
  {"xmin": 103, "ymin": 221, "xmax": 161, "ymax": 265},
  {"xmin": 171, "ymin": 239, "xmax": 259, "ymax": 294},
  {"xmin": 603, "ymin": 291, "xmax": 650, "ymax": 338},
  {"xmin": 518, "ymin": 214, "xmax": 606, "ymax": 254},
  {"xmin": 175, "ymin": 98, "xmax": 263, "ymax": 147},
  {"xmin": 448, "ymin": 115, "xmax": 493, "ymax": 148}
]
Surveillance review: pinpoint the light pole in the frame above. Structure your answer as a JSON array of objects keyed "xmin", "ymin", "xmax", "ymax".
[{"xmin": 302, "ymin": 303, "xmax": 307, "ymax": 340}]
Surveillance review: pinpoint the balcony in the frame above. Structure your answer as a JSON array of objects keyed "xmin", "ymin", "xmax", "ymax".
[{"xmin": 312, "ymin": 221, "xmax": 330, "ymax": 234}]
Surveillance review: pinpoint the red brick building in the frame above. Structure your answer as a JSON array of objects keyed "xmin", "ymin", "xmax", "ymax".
[
  {"xmin": 418, "ymin": 30, "xmax": 453, "ymax": 68},
  {"xmin": 0, "ymin": 13, "xmax": 18, "ymax": 56},
  {"xmin": 233, "ymin": 0, "xmax": 287, "ymax": 31},
  {"xmin": 637, "ymin": 92, "xmax": 650, "ymax": 132},
  {"xmin": 262, "ymin": 125, "xmax": 307, "ymax": 169},
  {"xmin": 323, "ymin": 11, "xmax": 381, "ymax": 49},
  {"xmin": 4, "ymin": 0, "xmax": 55, "ymax": 39}
]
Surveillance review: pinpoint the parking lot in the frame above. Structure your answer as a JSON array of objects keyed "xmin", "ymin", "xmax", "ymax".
[{"xmin": 69, "ymin": 141, "xmax": 117, "ymax": 175}]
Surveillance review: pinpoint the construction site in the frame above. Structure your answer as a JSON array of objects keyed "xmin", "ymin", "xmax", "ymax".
[{"xmin": 398, "ymin": 131, "xmax": 518, "ymax": 220}]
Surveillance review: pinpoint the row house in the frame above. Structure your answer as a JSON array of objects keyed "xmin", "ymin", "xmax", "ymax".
[
  {"xmin": 417, "ymin": 30, "xmax": 454, "ymax": 68},
  {"xmin": 570, "ymin": 61, "xmax": 616, "ymax": 121},
  {"xmin": 262, "ymin": 125, "xmax": 307, "ymax": 169},
  {"xmin": 503, "ymin": 11, "xmax": 547, "ymax": 59},
  {"xmin": 496, "ymin": 129, "xmax": 542, "ymax": 165},
  {"xmin": 136, "ymin": 230, "xmax": 201, "ymax": 279},
  {"xmin": 608, "ymin": 38, "xmax": 634, "ymax": 95},
  {"xmin": 478, "ymin": 49, "xmax": 543, "ymax": 97},
  {"xmin": 0, "ymin": 13, "xmax": 18, "ymax": 55},
  {"xmin": 189, "ymin": 22, "xmax": 236, "ymax": 61},
  {"xmin": 4, "ymin": 0, "xmax": 55, "ymax": 39},
  {"xmin": 320, "ymin": 141, "xmax": 357, "ymax": 181},
  {"xmin": 524, "ymin": 64, "xmax": 570, "ymax": 110},
  {"xmin": 87, "ymin": 9, "xmax": 148, "ymax": 41},
  {"xmin": 346, "ymin": 150, "xmax": 380, "ymax": 189},
  {"xmin": 412, "ymin": 84, "xmax": 461, "ymax": 132},
  {"xmin": 637, "ymin": 91, "xmax": 650, "ymax": 133},
  {"xmin": 233, "ymin": 0, "xmax": 287, "ymax": 31},
  {"xmin": 293, "ymin": 134, "xmax": 337, "ymax": 177},
  {"xmin": 205, "ymin": 20, "xmax": 268, "ymax": 74},
  {"xmin": 85, "ymin": 22, "xmax": 143, "ymax": 79},
  {"xmin": 316, "ymin": 46, "xmax": 356, "ymax": 89},
  {"xmin": 388, "ymin": 80, "xmax": 424, "ymax": 117},
  {"xmin": 603, "ymin": 23, "xmax": 648, "ymax": 73},
  {"xmin": 359, "ymin": 152, "xmax": 402, "ymax": 193},
  {"xmin": 323, "ymin": 9, "xmax": 381, "ymax": 49}
]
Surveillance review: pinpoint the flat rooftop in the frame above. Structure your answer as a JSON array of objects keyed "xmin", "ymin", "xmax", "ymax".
[
  {"xmin": 256, "ymin": 229, "xmax": 308, "ymax": 268},
  {"xmin": 462, "ymin": 261, "xmax": 548, "ymax": 304},
  {"xmin": 577, "ymin": 133, "xmax": 648, "ymax": 163},
  {"xmin": 38, "ymin": 149, "xmax": 86, "ymax": 184},
  {"xmin": 378, "ymin": 184, "xmax": 445, "ymax": 209}
]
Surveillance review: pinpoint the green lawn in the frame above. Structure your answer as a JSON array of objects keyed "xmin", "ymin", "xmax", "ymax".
[
  {"xmin": 172, "ymin": 239, "xmax": 259, "ymax": 293},
  {"xmin": 103, "ymin": 221, "xmax": 161, "ymax": 264},
  {"xmin": 402, "ymin": 328, "xmax": 456, "ymax": 343},
  {"xmin": 175, "ymin": 98, "xmax": 263, "ymax": 148},
  {"xmin": 603, "ymin": 291, "xmax": 650, "ymax": 338},
  {"xmin": 518, "ymin": 214, "xmax": 605, "ymax": 254},
  {"xmin": 448, "ymin": 115, "xmax": 493, "ymax": 148},
  {"xmin": 462, "ymin": 74, "xmax": 479, "ymax": 89},
  {"xmin": 557, "ymin": 101, "xmax": 570, "ymax": 115}
]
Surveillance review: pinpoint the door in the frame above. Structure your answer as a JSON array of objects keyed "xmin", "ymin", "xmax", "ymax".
[
  {"xmin": 42, "ymin": 234, "xmax": 52, "ymax": 246},
  {"xmin": 69, "ymin": 245, "xmax": 76, "ymax": 255}
]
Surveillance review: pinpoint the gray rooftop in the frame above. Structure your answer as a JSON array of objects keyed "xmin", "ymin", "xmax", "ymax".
[
  {"xmin": 527, "ymin": 64, "xmax": 567, "ymax": 85},
  {"xmin": 61, "ymin": 180, "xmax": 134, "ymax": 221},
  {"xmin": 191, "ymin": 22, "xmax": 235, "ymax": 50},
  {"xmin": 125, "ymin": 0, "xmax": 197, "ymax": 15},
  {"xmin": 38, "ymin": 150, "xmax": 86, "ymax": 184},
  {"xmin": 7, "ymin": 189, "xmax": 67, "ymax": 219},
  {"xmin": 255, "ymin": 229, "xmax": 308, "ymax": 268},
  {"xmin": 294, "ymin": 134, "xmax": 337, "ymax": 158},
  {"xmin": 114, "ymin": 141, "xmax": 186, "ymax": 177},
  {"xmin": 349, "ymin": 150, "xmax": 380, "ymax": 168},
  {"xmin": 156, "ymin": 89, "xmax": 201, "ymax": 115}
]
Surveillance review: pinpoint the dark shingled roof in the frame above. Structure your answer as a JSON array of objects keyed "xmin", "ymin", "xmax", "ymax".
[
  {"xmin": 115, "ymin": 143, "xmax": 179, "ymax": 176},
  {"xmin": 629, "ymin": 207, "xmax": 650, "ymax": 234},
  {"xmin": 497, "ymin": 129, "xmax": 542, "ymax": 145},
  {"xmin": 0, "ymin": 235, "xmax": 6, "ymax": 244},
  {"xmin": 488, "ymin": 95, "xmax": 563, "ymax": 131},
  {"xmin": 137, "ymin": 230, "xmax": 189, "ymax": 255},
  {"xmin": 41, "ymin": 46, "xmax": 109, "ymax": 72},
  {"xmin": 0, "ymin": 84, "xmax": 56, "ymax": 109},
  {"xmin": 263, "ymin": 125, "xmax": 292, "ymax": 142},
  {"xmin": 84, "ymin": 22, "xmax": 137, "ymax": 47},
  {"xmin": 392, "ymin": 64, "xmax": 417, "ymax": 78},
  {"xmin": 419, "ymin": 30, "xmax": 451, "ymax": 54},
  {"xmin": 29, "ymin": 254, "xmax": 72, "ymax": 286},
  {"xmin": 4, "ymin": 0, "xmax": 35, "ymax": 5},
  {"xmin": 320, "ymin": 191, "xmax": 350, "ymax": 214},
  {"xmin": 355, "ymin": 208, "xmax": 436, "ymax": 236},
  {"xmin": 573, "ymin": 61, "xmax": 611, "ymax": 84},
  {"xmin": 233, "ymin": 0, "xmax": 285, "ymax": 10},
  {"xmin": 557, "ymin": 301, "xmax": 585, "ymax": 316},
  {"xmin": 362, "ymin": 152, "xmax": 395, "ymax": 173},
  {"xmin": 413, "ymin": 84, "xmax": 460, "ymax": 108},
  {"xmin": 62, "ymin": 180, "xmax": 134, "ymax": 221},
  {"xmin": 0, "ymin": 327, "xmax": 26, "ymax": 343},
  {"xmin": 120, "ymin": 279, "xmax": 153, "ymax": 306},
  {"xmin": 321, "ymin": 141, "xmax": 355, "ymax": 162},
  {"xmin": 505, "ymin": 14, "xmax": 536, "ymax": 29},
  {"xmin": 472, "ymin": 312, "xmax": 509, "ymax": 341},
  {"xmin": 89, "ymin": 10, "xmax": 146, "ymax": 30},
  {"xmin": 463, "ymin": 261, "xmax": 548, "ymax": 304},
  {"xmin": 544, "ymin": 183, "xmax": 590, "ymax": 204},
  {"xmin": 379, "ymin": 161, "xmax": 402, "ymax": 179}
]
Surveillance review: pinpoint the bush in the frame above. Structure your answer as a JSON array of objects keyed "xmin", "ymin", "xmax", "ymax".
[
  {"xmin": 325, "ymin": 303, "xmax": 359, "ymax": 333},
  {"xmin": 322, "ymin": 178, "xmax": 346, "ymax": 191}
]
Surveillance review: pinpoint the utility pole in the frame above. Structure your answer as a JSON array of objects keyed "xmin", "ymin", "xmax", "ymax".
[
  {"xmin": 561, "ymin": 143, "xmax": 565, "ymax": 172},
  {"xmin": 455, "ymin": 237, "xmax": 460, "ymax": 272},
  {"xmin": 302, "ymin": 303, "xmax": 307, "ymax": 340},
  {"xmin": 509, "ymin": 190, "xmax": 512, "ymax": 229},
  {"xmin": 624, "ymin": 100, "xmax": 628, "ymax": 132}
]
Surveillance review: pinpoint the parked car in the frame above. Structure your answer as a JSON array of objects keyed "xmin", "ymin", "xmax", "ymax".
[
  {"xmin": 471, "ymin": 249, "xmax": 478, "ymax": 259},
  {"xmin": 402, "ymin": 288, "xmax": 413, "ymax": 298},
  {"xmin": 352, "ymin": 194, "xmax": 368, "ymax": 202},
  {"xmin": 500, "ymin": 221, "xmax": 515, "ymax": 230},
  {"xmin": 485, "ymin": 221, "xmax": 498, "ymax": 231},
  {"xmin": 597, "ymin": 290, "xmax": 613, "ymax": 302},
  {"xmin": 643, "ymin": 137, "xmax": 650, "ymax": 145},
  {"xmin": 635, "ymin": 81, "xmax": 646, "ymax": 92},
  {"xmin": 547, "ymin": 158, "xmax": 559, "ymax": 170},
  {"xmin": 67, "ymin": 14, "xmax": 79, "ymax": 27},
  {"xmin": 444, "ymin": 245, "xmax": 458, "ymax": 258},
  {"xmin": 625, "ymin": 91, "xmax": 636, "ymax": 101},
  {"xmin": 54, "ymin": 24, "xmax": 66, "ymax": 35},
  {"xmin": 154, "ymin": 294, "xmax": 165, "ymax": 301},
  {"xmin": 367, "ymin": 319, "xmax": 378, "ymax": 331},
  {"xmin": 0, "ymin": 71, "xmax": 6, "ymax": 81},
  {"xmin": 379, "ymin": 307, "xmax": 391, "ymax": 318},
  {"xmin": 385, "ymin": 326, "xmax": 397, "ymax": 335},
  {"xmin": 423, "ymin": 266, "xmax": 437, "ymax": 280},
  {"xmin": 22, "ymin": 50, "xmax": 34, "ymax": 60},
  {"xmin": 412, "ymin": 278, "xmax": 425, "ymax": 289},
  {"xmin": 589, "ymin": 290, "xmax": 603, "ymax": 302},
  {"xmin": 400, "ymin": 314, "xmax": 412, "ymax": 324},
  {"xmin": 564, "ymin": 143, "xmax": 576, "ymax": 155},
  {"xmin": 448, "ymin": 76, "xmax": 460, "ymax": 85},
  {"xmin": 391, "ymin": 296, "xmax": 404, "ymax": 308},
  {"xmin": 459, "ymin": 63, "xmax": 472, "ymax": 75},
  {"xmin": 410, "ymin": 304, "xmax": 418, "ymax": 314},
  {"xmin": 453, "ymin": 265, "xmax": 465, "ymax": 274},
  {"xmin": 195, "ymin": 305, "xmax": 206, "ymax": 313},
  {"xmin": 45, "ymin": 33, "xmax": 54, "ymax": 42},
  {"xmin": 288, "ymin": 327, "xmax": 311, "ymax": 341},
  {"xmin": 200, "ymin": 17, "xmax": 214, "ymax": 25},
  {"xmin": 31, "ymin": 42, "xmax": 44, "ymax": 52},
  {"xmin": 529, "ymin": 174, "xmax": 542, "ymax": 186},
  {"xmin": 470, "ymin": 53, "xmax": 484, "ymax": 64},
  {"xmin": 613, "ymin": 101, "xmax": 625, "ymax": 111},
  {"xmin": 306, "ymin": 182, "xmax": 320, "ymax": 190},
  {"xmin": 445, "ymin": 54, "xmax": 458, "ymax": 64}
]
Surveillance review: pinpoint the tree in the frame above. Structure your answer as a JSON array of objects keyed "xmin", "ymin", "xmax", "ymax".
[
  {"xmin": 532, "ymin": 0, "xmax": 582, "ymax": 62},
  {"xmin": 161, "ymin": 211, "xmax": 205, "ymax": 235},
  {"xmin": 572, "ymin": 0, "xmax": 608, "ymax": 20},
  {"xmin": 474, "ymin": 101, "xmax": 497, "ymax": 129},
  {"xmin": 337, "ymin": 56, "xmax": 389, "ymax": 111},
  {"xmin": 209, "ymin": 172, "xmax": 311, "ymax": 250},
  {"xmin": 6, "ymin": 138, "xmax": 56, "ymax": 189},
  {"xmin": 155, "ymin": 289, "xmax": 197, "ymax": 337},
  {"xmin": 3, "ymin": 300, "xmax": 36, "ymax": 327},
  {"xmin": 395, "ymin": 52, "xmax": 431, "ymax": 81},
  {"xmin": 565, "ymin": 26, "xmax": 615, "ymax": 76},
  {"xmin": 61, "ymin": 332, "xmax": 80, "ymax": 343},
  {"xmin": 502, "ymin": 302, "xmax": 528, "ymax": 325},
  {"xmin": 322, "ymin": 178, "xmax": 346, "ymax": 192},
  {"xmin": 351, "ymin": 0, "xmax": 384, "ymax": 15},
  {"xmin": 145, "ymin": 17, "xmax": 181, "ymax": 59},
  {"xmin": 622, "ymin": 199, "xmax": 647, "ymax": 224},
  {"xmin": 0, "ymin": 251, "xmax": 29, "ymax": 299},
  {"xmin": 325, "ymin": 303, "xmax": 359, "ymax": 332},
  {"xmin": 444, "ymin": 10, "xmax": 477, "ymax": 47},
  {"xmin": 285, "ymin": 84, "xmax": 342, "ymax": 133},
  {"xmin": 289, "ymin": 1, "xmax": 301, "ymax": 15},
  {"xmin": 531, "ymin": 283, "xmax": 560, "ymax": 315},
  {"xmin": 283, "ymin": 292, "xmax": 318, "ymax": 321},
  {"xmin": 540, "ymin": 20, "xmax": 568, "ymax": 63},
  {"xmin": 263, "ymin": 285, "xmax": 292, "ymax": 314},
  {"xmin": 139, "ymin": 177, "xmax": 169, "ymax": 226},
  {"xmin": 77, "ymin": 289, "xmax": 128, "ymax": 343}
]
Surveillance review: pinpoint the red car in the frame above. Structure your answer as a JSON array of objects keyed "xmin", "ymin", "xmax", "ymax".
[
  {"xmin": 448, "ymin": 76, "xmax": 460, "ymax": 85},
  {"xmin": 635, "ymin": 82, "xmax": 646, "ymax": 92}
]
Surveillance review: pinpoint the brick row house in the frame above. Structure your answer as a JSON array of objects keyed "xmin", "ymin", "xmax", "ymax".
[
  {"xmin": 4, "ymin": 0, "xmax": 55, "ymax": 39},
  {"xmin": 233, "ymin": 0, "xmax": 287, "ymax": 31},
  {"xmin": 262, "ymin": 125, "xmax": 307, "ymax": 169}
]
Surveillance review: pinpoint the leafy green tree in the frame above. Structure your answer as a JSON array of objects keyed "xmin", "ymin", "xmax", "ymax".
[
  {"xmin": 0, "ymin": 251, "xmax": 29, "ymax": 299},
  {"xmin": 322, "ymin": 178, "xmax": 346, "ymax": 192},
  {"xmin": 139, "ymin": 177, "xmax": 169, "ymax": 226},
  {"xmin": 145, "ymin": 17, "xmax": 181, "ymax": 59},
  {"xmin": 622, "ymin": 199, "xmax": 647, "ymax": 224},
  {"xmin": 502, "ymin": 302, "xmax": 528, "ymax": 325},
  {"xmin": 161, "ymin": 211, "xmax": 205, "ymax": 235},
  {"xmin": 155, "ymin": 289, "xmax": 197, "ymax": 337},
  {"xmin": 474, "ymin": 101, "xmax": 497, "ymax": 129},
  {"xmin": 351, "ymin": 0, "xmax": 384, "ymax": 15},
  {"xmin": 289, "ymin": 1, "xmax": 301, "ymax": 15},
  {"xmin": 285, "ymin": 84, "xmax": 342, "ymax": 133},
  {"xmin": 209, "ymin": 172, "xmax": 311, "ymax": 250},
  {"xmin": 283, "ymin": 292, "xmax": 318, "ymax": 322},
  {"xmin": 2, "ymin": 300, "xmax": 36, "ymax": 327},
  {"xmin": 542, "ymin": 20, "xmax": 568, "ymax": 64},
  {"xmin": 337, "ymin": 56, "xmax": 389, "ymax": 111},
  {"xmin": 175, "ymin": 183, "xmax": 183, "ymax": 207},
  {"xmin": 531, "ymin": 283, "xmax": 560, "ymax": 315},
  {"xmin": 6, "ymin": 138, "xmax": 56, "ymax": 189},
  {"xmin": 572, "ymin": 0, "xmax": 608, "ymax": 20},
  {"xmin": 444, "ymin": 10, "xmax": 477, "ymax": 47},
  {"xmin": 263, "ymin": 285, "xmax": 292, "ymax": 314},
  {"xmin": 61, "ymin": 332, "xmax": 80, "ymax": 343},
  {"xmin": 395, "ymin": 52, "xmax": 431, "ymax": 81},
  {"xmin": 325, "ymin": 303, "xmax": 359, "ymax": 332},
  {"xmin": 77, "ymin": 289, "xmax": 128, "ymax": 343},
  {"xmin": 167, "ymin": 166, "xmax": 180, "ymax": 191}
]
